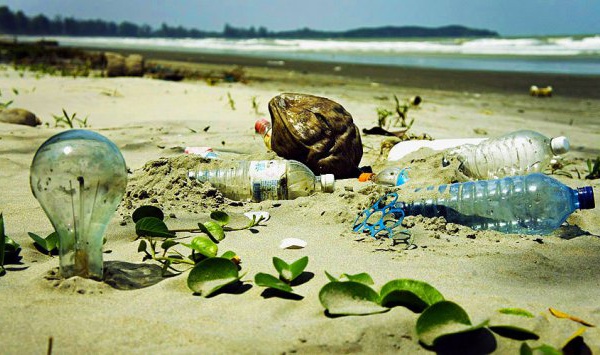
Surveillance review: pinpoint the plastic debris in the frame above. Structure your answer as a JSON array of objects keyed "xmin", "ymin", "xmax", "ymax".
[{"xmin": 279, "ymin": 238, "xmax": 307, "ymax": 249}]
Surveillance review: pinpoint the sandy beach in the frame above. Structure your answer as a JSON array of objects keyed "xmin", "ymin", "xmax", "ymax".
[{"xmin": 1, "ymin": 49, "xmax": 599, "ymax": 354}]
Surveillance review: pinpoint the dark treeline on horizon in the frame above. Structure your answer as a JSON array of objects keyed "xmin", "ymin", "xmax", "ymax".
[{"xmin": 0, "ymin": 6, "xmax": 498, "ymax": 39}]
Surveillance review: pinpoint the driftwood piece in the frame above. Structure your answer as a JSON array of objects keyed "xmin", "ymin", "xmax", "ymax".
[{"xmin": 0, "ymin": 108, "xmax": 41, "ymax": 126}]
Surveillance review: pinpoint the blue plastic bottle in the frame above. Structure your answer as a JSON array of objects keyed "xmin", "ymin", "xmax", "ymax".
[{"xmin": 398, "ymin": 173, "xmax": 595, "ymax": 235}]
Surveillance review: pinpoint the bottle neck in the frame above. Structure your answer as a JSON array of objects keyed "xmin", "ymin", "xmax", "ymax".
[{"xmin": 316, "ymin": 174, "xmax": 335, "ymax": 193}]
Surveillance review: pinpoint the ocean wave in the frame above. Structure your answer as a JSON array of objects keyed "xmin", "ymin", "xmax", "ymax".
[{"xmin": 17, "ymin": 35, "xmax": 600, "ymax": 57}]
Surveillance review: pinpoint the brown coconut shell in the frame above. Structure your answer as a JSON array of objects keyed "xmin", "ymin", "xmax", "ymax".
[{"xmin": 268, "ymin": 93, "xmax": 363, "ymax": 178}]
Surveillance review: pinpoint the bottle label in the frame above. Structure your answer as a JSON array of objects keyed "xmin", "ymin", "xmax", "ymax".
[{"xmin": 249, "ymin": 160, "xmax": 286, "ymax": 201}]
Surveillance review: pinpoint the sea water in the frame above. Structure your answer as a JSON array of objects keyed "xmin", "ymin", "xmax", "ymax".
[{"xmin": 14, "ymin": 34, "xmax": 600, "ymax": 75}]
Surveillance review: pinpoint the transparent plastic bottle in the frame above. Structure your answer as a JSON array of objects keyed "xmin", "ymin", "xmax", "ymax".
[
  {"xmin": 188, "ymin": 159, "xmax": 335, "ymax": 202},
  {"xmin": 448, "ymin": 130, "xmax": 569, "ymax": 180},
  {"xmin": 358, "ymin": 167, "xmax": 409, "ymax": 186},
  {"xmin": 254, "ymin": 119, "xmax": 272, "ymax": 150},
  {"xmin": 397, "ymin": 173, "xmax": 594, "ymax": 235}
]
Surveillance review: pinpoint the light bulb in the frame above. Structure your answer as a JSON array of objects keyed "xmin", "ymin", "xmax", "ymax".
[{"xmin": 30, "ymin": 130, "xmax": 127, "ymax": 280}]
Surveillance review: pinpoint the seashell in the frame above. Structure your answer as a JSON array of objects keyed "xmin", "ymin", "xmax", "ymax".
[
  {"xmin": 268, "ymin": 93, "xmax": 363, "ymax": 178},
  {"xmin": 279, "ymin": 238, "xmax": 307, "ymax": 249},
  {"xmin": 244, "ymin": 211, "xmax": 270, "ymax": 223}
]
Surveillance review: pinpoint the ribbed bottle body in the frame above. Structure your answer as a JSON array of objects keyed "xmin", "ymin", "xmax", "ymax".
[
  {"xmin": 400, "ymin": 173, "xmax": 579, "ymax": 235},
  {"xmin": 189, "ymin": 160, "xmax": 321, "ymax": 202},
  {"xmin": 454, "ymin": 130, "xmax": 555, "ymax": 180}
]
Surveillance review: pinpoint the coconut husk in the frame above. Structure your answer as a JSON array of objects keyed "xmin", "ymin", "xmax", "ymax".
[
  {"xmin": 268, "ymin": 93, "xmax": 363, "ymax": 178},
  {"xmin": 0, "ymin": 108, "xmax": 41, "ymax": 126}
]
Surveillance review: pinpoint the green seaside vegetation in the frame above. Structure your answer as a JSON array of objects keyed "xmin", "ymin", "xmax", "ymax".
[{"xmin": 0, "ymin": 5, "xmax": 498, "ymax": 39}]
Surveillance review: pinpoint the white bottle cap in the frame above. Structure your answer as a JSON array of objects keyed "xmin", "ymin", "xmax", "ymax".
[
  {"xmin": 550, "ymin": 136, "xmax": 570, "ymax": 155},
  {"xmin": 320, "ymin": 174, "xmax": 335, "ymax": 193}
]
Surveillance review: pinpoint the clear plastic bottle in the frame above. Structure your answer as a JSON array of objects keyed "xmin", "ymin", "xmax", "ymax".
[
  {"xmin": 397, "ymin": 173, "xmax": 594, "ymax": 235},
  {"xmin": 188, "ymin": 159, "xmax": 335, "ymax": 202},
  {"xmin": 254, "ymin": 119, "xmax": 272, "ymax": 150},
  {"xmin": 358, "ymin": 167, "xmax": 409, "ymax": 186},
  {"xmin": 448, "ymin": 130, "xmax": 569, "ymax": 180}
]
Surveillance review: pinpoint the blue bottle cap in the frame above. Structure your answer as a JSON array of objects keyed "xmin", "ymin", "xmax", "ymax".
[{"xmin": 577, "ymin": 186, "xmax": 595, "ymax": 210}]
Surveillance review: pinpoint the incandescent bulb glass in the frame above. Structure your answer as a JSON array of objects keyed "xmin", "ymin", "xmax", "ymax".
[{"xmin": 30, "ymin": 130, "xmax": 127, "ymax": 280}]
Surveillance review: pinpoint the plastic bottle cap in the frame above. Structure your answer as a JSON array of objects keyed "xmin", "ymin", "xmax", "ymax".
[
  {"xmin": 577, "ymin": 186, "xmax": 595, "ymax": 210},
  {"xmin": 358, "ymin": 173, "xmax": 374, "ymax": 182},
  {"xmin": 255, "ymin": 119, "xmax": 270, "ymax": 134},
  {"xmin": 320, "ymin": 174, "xmax": 335, "ymax": 193},
  {"xmin": 550, "ymin": 136, "xmax": 570, "ymax": 155}
]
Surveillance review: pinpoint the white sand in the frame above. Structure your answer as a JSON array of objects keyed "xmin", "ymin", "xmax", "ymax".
[{"xmin": 1, "ymin": 64, "xmax": 599, "ymax": 354}]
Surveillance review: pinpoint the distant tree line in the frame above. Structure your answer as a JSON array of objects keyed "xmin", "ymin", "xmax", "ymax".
[{"xmin": 0, "ymin": 6, "xmax": 498, "ymax": 39}]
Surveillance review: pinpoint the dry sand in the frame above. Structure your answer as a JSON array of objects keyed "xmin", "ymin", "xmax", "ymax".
[{"xmin": 1, "ymin": 55, "xmax": 599, "ymax": 354}]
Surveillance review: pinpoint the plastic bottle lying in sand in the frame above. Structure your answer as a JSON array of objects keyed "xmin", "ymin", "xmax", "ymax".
[
  {"xmin": 188, "ymin": 159, "xmax": 335, "ymax": 202},
  {"xmin": 447, "ymin": 130, "xmax": 569, "ymax": 181},
  {"xmin": 358, "ymin": 167, "xmax": 409, "ymax": 186},
  {"xmin": 396, "ymin": 173, "xmax": 594, "ymax": 235},
  {"xmin": 254, "ymin": 119, "xmax": 272, "ymax": 150}
]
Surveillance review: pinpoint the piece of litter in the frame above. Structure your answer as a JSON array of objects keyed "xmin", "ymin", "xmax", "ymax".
[
  {"xmin": 184, "ymin": 146, "xmax": 218, "ymax": 159},
  {"xmin": 244, "ymin": 211, "xmax": 270, "ymax": 223},
  {"xmin": 279, "ymin": 238, "xmax": 307, "ymax": 249}
]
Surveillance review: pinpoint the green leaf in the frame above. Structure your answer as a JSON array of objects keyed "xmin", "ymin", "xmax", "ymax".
[
  {"xmin": 160, "ymin": 239, "xmax": 178, "ymax": 251},
  {"xmin": 325, "ymin": 271, "xmax": 338, "ymax": 282},
  {"xmin": 272, "ymin": 257, "xmax": 289, "ymax": 276},
  {"xmin": 380, "ymin": 279, "xmax": 445, "ymax": 313},
  {"xmin": 135, "ymin": 217, "xmax": 174, "ymax": 238},
  {"xmin": 198, "ymin": 221, "xmax": 225, "ymax": 242},
  {"xmin": 488, "ymin": 325, "xmax": 539, "ymax": 341},
  {"xmin": 210, "ymin": 211, "xmax": 230, "ymax": 226},
  {"xmin": 255, "ymin": 272, "xmax": 294, "ymax": 293},
  {"xmin": 187, "ymin": 257, "xmax": 240, "ymax": 297},
  {"xmin": 220, "ymin": 250, "xmax": 237, "ymax": 260},
  {"xmin": 498, "ymin": 308, "xmax": 535, "ymax": 318},
  {"xmin": 28, "ymin": 232, "xmax": 58, "ymax": 253},
  {"xmin": 416, "ymin": 301, "xmax": 487, "ymax": 347},
  {"xmin": 132, "ymin": 205, "xmax": 164, "ymax": 223},
  {"xmin": 319, "ymin": 281, "xmax": 388, "ymax": 316},
  {"xmin": 521, "ymin": 344, "xmax": 562, "ymax": 355},
  {"xmin": 137, "ymin": 240, "xmax": 147, "ymax": 253},
  {"xmin": 520, "ymin": 343, "xmax": 533, "ymax": 355},
  {"xmin": 339, "ymin": 273, "xmax": 374, "ymax": 285},
  {"xmin": 272, "ymin": 256, "xmax": 307, "ymax": 283},
  {"xmin": 182, "ymin": 236, "xmax": 218, "ymax": 258},
  {"xmin": 288, "ymin": 256, "xmax": 309, "ymax": 282}
]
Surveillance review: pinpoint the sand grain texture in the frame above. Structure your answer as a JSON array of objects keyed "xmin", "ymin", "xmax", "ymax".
[{"xmin": 1, "ymin": 61, "xmax": 599, "ymax": 354}]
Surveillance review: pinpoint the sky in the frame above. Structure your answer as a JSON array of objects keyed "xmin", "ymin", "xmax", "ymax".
[{"xmin": 1, "ymin": 0, "xmax": 599, "ymax": 37}]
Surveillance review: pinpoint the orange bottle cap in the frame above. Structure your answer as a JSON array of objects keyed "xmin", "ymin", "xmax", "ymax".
[{"xmin": 358, "ymin": 173, "xmax": 374, "ymax": 182}]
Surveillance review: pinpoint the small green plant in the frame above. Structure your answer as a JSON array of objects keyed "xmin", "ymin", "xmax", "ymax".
[
  {"xmin": 0, "ymin": 214, "xmax": 23, "ymax": 276},
  {"xmin": 319, "ymin": 273, "xmax": 444, "ymax": 316},
  {"xmin": 226, "ymin": 92, "xmax": 236, "ymax": 110},
  {"xmin": 132, "ymin": 206, "xmax": 264, "ymax": 296},
  {"xmin": 319, "ymin": 270, "xmax": 592, "ymax": 353},
  {"xmin": 251, "ymin": 96, "xmax": 263, "ymax": 115},
  {"xmin": 254, "ymin": 256, "xmax": 309, "ymax": 296},
  {"xmin": 52, "ymin": 109, "xmax": 90, "ymax": 128},
  {"xmin": 100, "ymin": 89, "xmax": 122, "ymax": 97},
  {"xmin": 392, "ymin": 94, "xmax": 416, "ymax": 129},
  {"xmin": 187, "ymin": 257, "xmax": 245, "ymax": 297},
  {"xmin": 585, "ymin": 156, "xmax": 600, "ymax": 179},
  {"xmin": 0, "ymin": 89, "xmax": 14, "ymax": 109},
  {"xmin": 27, "ymin": 232, "xmax": 59, "ymax": 255},
  {"xmin": 376, "ymin": 107, "xmax": 394, "ymax": 129},
  {"xmin": 375, "ymin": 94, "xmax": 420, "ymax": 130},
  {"xmin": 546, "ymin": 157, "xmax": 578, "ymax": 178}
]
